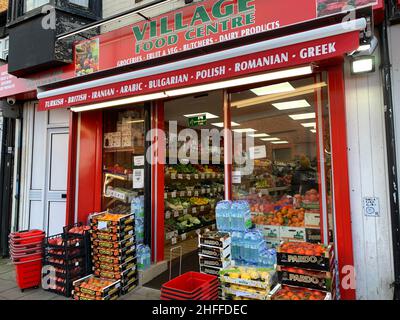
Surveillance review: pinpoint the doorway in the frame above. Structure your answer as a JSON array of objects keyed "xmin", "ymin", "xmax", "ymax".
[{"xmin": 20, "ymin": 103, "xmax": 70, "ymax": 235}]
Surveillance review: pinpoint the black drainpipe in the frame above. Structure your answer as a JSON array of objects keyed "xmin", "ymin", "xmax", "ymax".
[{"xmin": 379, "ymin": 0, "xmax": 400, "ymax": 300}]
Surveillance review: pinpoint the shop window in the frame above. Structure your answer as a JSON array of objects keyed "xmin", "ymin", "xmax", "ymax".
[
  {"xmin": 230, "ymin": 73, "xmax": 334, "ymax": 246},
  {"xmin": 69, "ymin": 0, "xmax": 89, "ymax": 8},
  {"xmin": 25, "ymin": 0, "xmax": 49, "ymax": 13}
]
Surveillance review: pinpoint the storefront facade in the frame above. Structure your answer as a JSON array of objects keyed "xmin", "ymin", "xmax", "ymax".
[{"xmin": 0, "ymin": 0, "xmax": 396, "ymax": 300}]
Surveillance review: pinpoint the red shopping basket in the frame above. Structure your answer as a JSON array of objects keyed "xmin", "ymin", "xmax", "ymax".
[
  {"xmin": 13, "ymin": 254, "xmax": 43, "ymax": 290},
  {"xmin": 9, "ymin": 230, "xmax": 45, "ymax": 246},
  {"xmin": 161, "ymin": 272, "xmax": 218, "ymax": 299}
]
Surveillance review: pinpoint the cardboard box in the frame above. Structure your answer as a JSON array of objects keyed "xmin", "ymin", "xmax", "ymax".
[
  {"xmin": 269, "ymin": 284, "xmax": 332, "ymax": 300},
  {"xmin": 200, "ymin": 265, "xmax": 221, "ymax": 276},
  {"xmin": 199, "ymin": 256, "xmax": 231, "ymax": 269},
  {"xmin": 280, "ymin": 226, "xmax": 306, "ymax": 242},
  {"xmin": 198, "ymin": 245, "xmax": 231, "ymax": 260},
  {"xmin": 198, "ymin": 231, "xmax": 231, "ymax": 249},
  {"xmin": 266, "ymin": 239, "xmax": 280, "ymax": 249},
  {"xmin": 305, "ymin": 212, "xmax": 321, "ymax": 229},
  {"xmin": 276, "ymin": 265, "xmax": 334, "ymax": 292},
  {"xmin": 306, "ymin": 228, "xmax": 321, "ymax": 243},
  {"xmin": 256, "ymin": 225, "xmax": 280, "ymax": 239},
  {"xmin": 277, "ymin": 244, "xmax": 335, "ymax": 272},
  {"xmin": 121, "ymin": 134, "xmax": 133, "ymax": 148}
]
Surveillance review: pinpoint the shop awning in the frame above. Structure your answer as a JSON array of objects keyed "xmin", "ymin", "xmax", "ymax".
[{"xmin": 37, "ymin": 18, "xmax": 366, "ymax": 112}]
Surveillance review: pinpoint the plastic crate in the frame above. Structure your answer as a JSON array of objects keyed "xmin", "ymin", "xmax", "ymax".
[
  {"xmin": 161, "ymin": 272, "xmax": 218, "ymax": 298},
  {"xmin": 9, "ymin": 230, "xmax": 45, "ymax": 246}
]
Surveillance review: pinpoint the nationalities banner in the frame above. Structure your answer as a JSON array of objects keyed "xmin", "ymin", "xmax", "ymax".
[{"xmin": 39, "ymin": 31, "xmax": 359, "ymax": 110}]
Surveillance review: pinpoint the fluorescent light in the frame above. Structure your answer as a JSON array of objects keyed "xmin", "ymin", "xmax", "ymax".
[
  {"xmin": 233, "ymin": 128, "xmax": 257, "ymax": 133},
  {"xmin": 310, "ymin": 129, "xmax": 317, "ymax": 133},
  {"xmin": 250, "ymin": 82, "xmax": 295, "ymax": 96},
  {"xmin": 261, "ymin": 137, "xmax": 280, "ymax": 141},
  {"xmin": 272, "ymin": 99, "xmax": 310, "ymax": 111},
  {"xmin": 70, "ymin": 92, "xmax": 168, "ymax": 112},
  {"xmin": 271, "ymin": 141, "xmax": 289, "ymax": 144},
  {"xmin": 233, "ymin": 82, "xmax": 326, "ymax": 109},
  {"xmin": 351, "ymin": 56, "xmax": 375, "ymax": 74},
  {"xmin": 249, "ymin": 133, "xmax": 270, "ymax": 138},
  {"xmin": 301, "ymin": 122, "xmax": 316, "ymax": 128},
  {"xmin": 211, "ymin": 122, "xmax": 240, "ymax": 128},
  {"xmin": 289, "ymin": 113, "xmax": 316, "ymax": 120},
  {"xmin": 183, "ymin": 112, "xmax": 219, "ymax": 119},
  {"xmin": 126, "ymin": 120, "xmax": 145, "ymax": 124},
  {"xmin": 166, "ymin": 66, "xmax": 313, "ymax": 97}
]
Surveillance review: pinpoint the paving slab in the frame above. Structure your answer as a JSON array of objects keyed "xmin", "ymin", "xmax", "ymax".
[
  {"xmin": 0, "ymin": 286, "xmax": 41, "ymax": 300},
  {"xmin": 0, "ymin": 271, "xmax": 16, "ymax": 282},
  {"xmin": 17, "ymin": 289, "xmax": 59, "ymax": 300},
  {"xmin": 0, "ymin": 279, "xmax": 17, "ymax": 293}
]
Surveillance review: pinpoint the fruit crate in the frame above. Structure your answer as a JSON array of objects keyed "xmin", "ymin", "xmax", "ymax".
[
  {"xmin": 277, "ymin": 242, "xmax": 335, "ymax": 272},
  {"xmin": 93, "ymin": 264, "xmax": 137, "ymax": 281},
  {"xmin": 91, "ymin": 237, "xmax": 135, "ymax": 250},
  {"xmin": 90, "ymin": 229, "xmax": 135, "ymax": 242},
  {"xmin": 92, "ymin": 252, "xmax": 136, "ymax": 265},
  {"xmin": 90, "ymin": 212, "xmax": 134, "ymax": 229},
  {"xmin": 92, "ymin": 243, "xmax": 136, "ymax": 257},
  {"xmin": 94, "ymin": 259, "xmax": 136, "ymax": 273},
  {"xmin": 276, "ymin": 265, "xmax": 335, "ymax": 292},
  {"xmin": 218, "ymin": 267, "xmax": 277, "ymax": 291},
  {"xmin": 269, "ymin": 284, "xmax": 332, "ymax": 300},
  {"xmin": 73, "ymin": 274, "xmax": 121, "ymax": 298}
]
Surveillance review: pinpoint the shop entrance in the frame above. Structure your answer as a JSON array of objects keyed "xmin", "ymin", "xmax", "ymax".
[{"xmin": 147, "ymin": 67, "xmax": 353, "ymax": 298}]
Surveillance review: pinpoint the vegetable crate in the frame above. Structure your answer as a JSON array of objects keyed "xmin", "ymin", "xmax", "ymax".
[
  {"xmin": 42, "ymin": 226, "xmax": 91, "ymax": 297},
  {"xmin": 161, "ymin": 272, "xmax": 219, "ymax": 300},
  {"xmin": 9, "ymin": 230, "xmax": 45, "ymax": 291}
]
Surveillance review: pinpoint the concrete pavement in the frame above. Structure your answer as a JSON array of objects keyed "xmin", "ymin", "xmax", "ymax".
[{"xmin": 0, "ymin": 258, "xmax": 160, "ymax": 300}]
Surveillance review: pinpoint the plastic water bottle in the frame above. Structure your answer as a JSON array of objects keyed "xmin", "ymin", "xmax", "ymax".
[
  {"xmin": 216, "ymin": 201, "xmax": 231, "ymax": 231},
  {"xmin": 144, "ymin": 245, "xmax": 151, "ymax": 270},
  {"xmin": 243, "ymin": 233, "xmax": 252, "ymax": 263},
  {"xmin": 137, "ymin": 244, "xmax": 144, "ymax": 270}
]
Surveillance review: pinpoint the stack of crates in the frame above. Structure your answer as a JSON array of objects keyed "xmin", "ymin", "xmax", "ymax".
[
  {"xmin": 161, "ymin": 272, "xmax": 219, "ymax": 300},
  {"xmin": 42, "ymin": 225, "xmax": 91, "ymax": 297},
  {"xmin": 90, "ymin": 212, "xmax": 138, "ymax": 295}
]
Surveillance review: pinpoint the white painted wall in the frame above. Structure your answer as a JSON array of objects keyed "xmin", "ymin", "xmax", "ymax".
[
  {"xmin": 389, "ymin": 25, "xmax": 400, "ymax": 194},
  {"xmin": 344, "ymin": 47, "xmax": 394, "ymax": 299}
]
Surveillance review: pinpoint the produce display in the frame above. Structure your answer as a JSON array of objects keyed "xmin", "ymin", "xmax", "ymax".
[
  {"xmin": 73, "ymin": 275, "xmax": 121, "ymax": 300},
  {"xmin": 90, "ymin": 211, "xmax": 138, "ymax": 297},
  {"xmin": 270, "ymin": 284, "xmax": 331, "ymax": 300},
  {"xmin": 253, "ymin": 207, "xmax": 306, "ymax": 227},
  {"xmin": 164, "ymin": 160, "xmax": 224, "ymax": 245},
  {"xmin": 43, "ymin": 225, "xmax": 91, "ymax": 297},
  {"xmin": 219, "ymin": 267, "xmax": 277, "ymax": 289}
]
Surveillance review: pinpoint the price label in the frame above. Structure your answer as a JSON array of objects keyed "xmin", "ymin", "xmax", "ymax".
[
  {"xmin": 201, "ymin": 174, "xmax": 205, "ymax": 179},
  {"xmin": 186, "ymin": 174, "xmax": 191, "ymax": 180},
  {"xmin": 194, "ymin": 191, "xmax": 199, "ymax": 196},
  {"xmin": 178, "ymin": 174, "xmax": 183, "ymax": 180},
  {"xmin": 192, "ymin": 207, "xmax": 197, "ymax": 214},
  {"xmin": 181, "ymin": 233, "xmax": 187, "ymax": 241},
  {"xmin": 171, "ymin": 174, "xmax": 176, "ymax": 180},
  {"xmin": 164, "ymin": 193, "xmax": 167, "ymax": 199},
  {"xmin": 200, "ymin": 206, "xmax": 205, "ymax": 211},
  {"xmin": 171, "ymin": 191, "xmax": 177, "ymax": 198},
  {"xmin": 187, "ymin": 191, "xmax": 192, "ymax": 196},
  {"xmin": 201, "ymin": 188, "xmax": 206, "ymax": 194},
  {"xmin": 174, "ymin": 211, "xmax": 179, "ymax": 218},
  {"xmin": 172, "ymin": 237, "xmax": 177, "ymax": 245},
  {"xmin": 194, "ymin": 174, "xmax": 199, "ymax": 179},
  {"xmin": 166, "ymin": 211, "xmax": 171, "ymax": 219},
  {"xmin": 180, "ymin": 191, "xmax": 185, "ymax": 197},
  {"xmin": 183, "ymin": 209, "xmax": 188, "ymax": 214},
  {"xmin": 98, "ymin": 221, "xmax": 108, "ymax": 230}
]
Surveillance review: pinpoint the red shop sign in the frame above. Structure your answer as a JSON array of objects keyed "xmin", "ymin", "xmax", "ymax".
[
  {"xmin": 39, "ymin": 30, "xmax": 359, "ymax": 111},
  {"xmin": 74, "ymin": 0, "xmax": 377, "ymax": 77}
]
